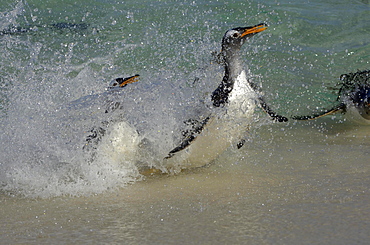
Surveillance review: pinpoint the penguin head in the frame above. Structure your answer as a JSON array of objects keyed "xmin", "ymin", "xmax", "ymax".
[{"xmin": 221, "ymin": 23, "xmax": 267, "ymax": 51}]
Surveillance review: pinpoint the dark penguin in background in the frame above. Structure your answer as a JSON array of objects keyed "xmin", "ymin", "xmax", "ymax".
[{"xmin": 292, "ymin": 70, "xmax": 370, "ymax": 125}]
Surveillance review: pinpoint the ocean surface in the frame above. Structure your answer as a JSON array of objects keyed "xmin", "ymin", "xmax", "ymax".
[{"xmin": 1, "ymin": 0, "xmax": 370, "ymax": 243}]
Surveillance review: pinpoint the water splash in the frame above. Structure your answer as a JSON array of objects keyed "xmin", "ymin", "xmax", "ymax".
[
  {"xmin": 0, "ymin": 0, "xmax": 296, "ymax": 198},
  {"xmin": 0, "ymin": 31, "xmax": 220, "ymax": 198}
]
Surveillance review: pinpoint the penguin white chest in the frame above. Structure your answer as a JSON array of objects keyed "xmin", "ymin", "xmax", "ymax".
[{"xmin": 227, "ymin": 70, "xmax": 256, "ymax": 117}]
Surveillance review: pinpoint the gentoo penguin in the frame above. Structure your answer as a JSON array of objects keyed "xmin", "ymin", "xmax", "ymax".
[
  {"xmin": 83, "ymin": 74, "xmax": 140, "ymax": 149},
  {"xmin": 82, "ymin": 24, "xmax": 287, "ymax": 175},
  {"xmin": 162, "ymin": 23, "xmax": 288, "ymax": 173},
  {"xmin": 292, "ymin": 70, "xmax": 370, "ymax": 125}
]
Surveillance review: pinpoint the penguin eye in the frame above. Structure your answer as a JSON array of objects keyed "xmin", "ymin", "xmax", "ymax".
[
  {"xmin": 112, "ymin": 82, "xmax": 118, "ymax": 87},
  {"xmin": 232, "ymin": 33, "xmax": 240, "ymax": 38}
]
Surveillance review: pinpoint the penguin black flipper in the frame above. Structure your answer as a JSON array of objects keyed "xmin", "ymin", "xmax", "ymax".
[
  {"xmin": 246, "ymin": 80, "xmax": 288, "ymax": 122},
  {"xmin": 257, "ymin": 97, "xmax": 288, "ymax": 122},
  {"xmin": 291, "ymin": 103, "xmax": 346, "ymax": 120},
  {"xmin": 164, "ymin": 117, "xmax": 211, "ymax": 159}
]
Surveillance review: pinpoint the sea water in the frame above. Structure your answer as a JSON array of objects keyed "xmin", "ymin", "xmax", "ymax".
[{"xmin": 1, "ymin": 0, "xmax": 370, "ymax": 244}]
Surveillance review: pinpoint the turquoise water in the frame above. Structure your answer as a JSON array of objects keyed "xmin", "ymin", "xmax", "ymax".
[{"xmin": 1, "ymin": 0, "xmax": 370, "ymax": 243}]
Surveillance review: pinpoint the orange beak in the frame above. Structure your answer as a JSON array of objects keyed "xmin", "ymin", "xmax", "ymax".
[
  {"xmin": 240, "ymin": 23, "xmax": 268, "ymax": 38},
  {"xmin": 119, "ymin": 74, "xmax": 140, "ymax": 87}
]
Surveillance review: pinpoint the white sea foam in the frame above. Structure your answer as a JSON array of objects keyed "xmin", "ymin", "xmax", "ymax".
[{"xmin": 0, "ymin": 46, "xmax": 222, "ymax": 197}]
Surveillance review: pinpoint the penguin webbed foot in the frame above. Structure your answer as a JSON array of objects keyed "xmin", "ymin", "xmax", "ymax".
[{"xmin": 237, "ymin": 139, "xmax": 245, "ymax": 149}]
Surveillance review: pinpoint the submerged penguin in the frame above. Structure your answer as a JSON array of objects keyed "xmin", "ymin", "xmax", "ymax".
[
  {"xmin": 292, "ymin": 70, "xmax": 370, "ymax": 125},
  {"xmin": 83, "ymin": 24, "xmax": 287, "ymax": 174},
  {"xmin": 83, "ymin": 74, "xmax": 140, "ymax": 150}
]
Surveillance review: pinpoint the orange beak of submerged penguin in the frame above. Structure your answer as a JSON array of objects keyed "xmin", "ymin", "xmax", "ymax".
[
  {"xmin": 240, "ymin": 23, "xmax": 268, "ymax": 38},
  {"xmin": 119, "ymin": 74, "xmax": 140, "ymax": 87}
]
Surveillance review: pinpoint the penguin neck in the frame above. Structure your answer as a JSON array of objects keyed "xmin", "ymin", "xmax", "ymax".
[
  {"xmin": 224, "ymin": 50, "xmax": 244, "ymax": 83},
  {"xmin": 211, "ymin": 47, "xmax": 247, "ymax": 107}
]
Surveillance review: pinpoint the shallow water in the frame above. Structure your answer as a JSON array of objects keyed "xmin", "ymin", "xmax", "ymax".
[
  {"xmin": 2, "ymin": 120, "xmax": 370, "ymax": 244},
  {"xmin": 1, "ymin": 0, "xmax": 370, "ymax": 243}
]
